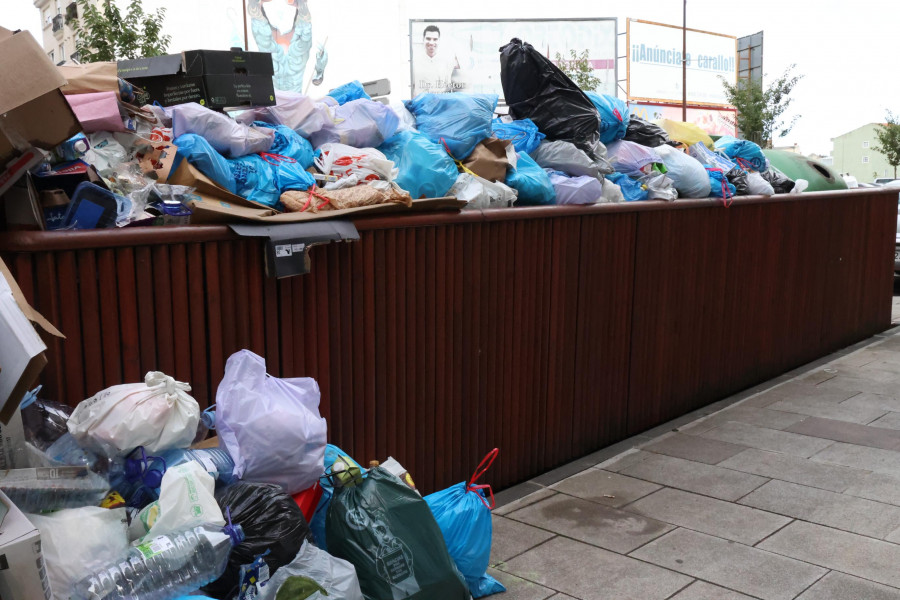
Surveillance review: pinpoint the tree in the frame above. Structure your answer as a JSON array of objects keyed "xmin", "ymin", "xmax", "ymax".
[
  {"xmin": 73, "ymin": 0, "xmax": 171, "ymax": 63},
  {"xmin": 874, "ymin": 112, "xmax": 900, "ymax": 179},
  {"xmin": 555, "ymin": 49, "xmax": 602, "ymax": 92},
  {"xmin": 720, "ymin": 65, "xmax": 803, "ymax": 148}
]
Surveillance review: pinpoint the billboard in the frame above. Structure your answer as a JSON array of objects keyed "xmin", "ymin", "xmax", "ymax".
[
  {"xmin": 409, "ymin": 19, "xmax": 617, "ymax": 99},
  {"xmin": 629, "ymin": 103, "xmax": 738, "ymax": 137},
  {"xmin": 627, "ymin": 19, "xmax": 736, "ymax": 107}
]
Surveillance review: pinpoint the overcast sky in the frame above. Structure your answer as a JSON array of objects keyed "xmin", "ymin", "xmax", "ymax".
[{"xmin": 6, "ymin": 0, "xmax": 899, "ymax": 156}]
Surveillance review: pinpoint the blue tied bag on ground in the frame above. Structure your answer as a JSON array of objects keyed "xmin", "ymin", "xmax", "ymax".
[
  {"xmin": 491, "ymin": 118, "xmax": 545, "ymax": 154},
  {"xmin": 405, "ymin": 93, "xmax": 498, "ymax": 159},
  {"xmin": 607, "ymin": 172, "xmax": 649, "ymax": 202},
  {"xmin": 585, "ymin": 92, "xmax": 630, "ymax": 144},
  {"xmin": 425, "ymin": 449, "xmax": 505, "ymax": 598},
  {"xmin": 379, "ymin": 130, "xmax": 458, "ymax": 199},
  {"xmin": 328, "ymin": 80, "xmax": 371, "ymax": 105},
  {"xmin": 505, "ymin": 151, "xmax": 556, "ymax": 205}
]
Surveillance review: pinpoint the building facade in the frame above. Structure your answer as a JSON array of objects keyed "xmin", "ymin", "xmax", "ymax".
[
  {"xmin": 832, "ymin": 123, "xmax": 895, "ymax": 183},
  {"xmin": 33, "ymin": 0, "xmax": 82, "ymax": 64}
]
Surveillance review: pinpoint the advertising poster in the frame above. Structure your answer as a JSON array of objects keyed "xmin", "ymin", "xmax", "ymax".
[
  {"xmin": 629, "ymin": 103, "xmax": 738, "ymax": 137},
  {"xmin": 409, "ymin": 19, "xmax": 617, "ymax": 99},
  {"xmin": 627, "ymin": 19, "xmax": 736, "ymax": 106}
]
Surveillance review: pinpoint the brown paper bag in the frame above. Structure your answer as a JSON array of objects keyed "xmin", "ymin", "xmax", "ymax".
[
  {"xmin": 59, "ymin": 62, "xmax": 120, "ymax": 97},
  {"xmin": 461, "ymin": 138, "xmax": 511, "ymax": 182}
]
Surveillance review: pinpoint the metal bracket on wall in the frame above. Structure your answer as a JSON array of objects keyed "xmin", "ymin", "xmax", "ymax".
[{"xmin": 229, "ymin": 220, "xmax": 360, "ymax": 278}]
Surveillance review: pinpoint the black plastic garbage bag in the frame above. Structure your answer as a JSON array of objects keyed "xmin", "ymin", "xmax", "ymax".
[
  {"xmin": 726, "ymin": 167, "xmax": 752, "ymax": 196},
  {"xmin": 21, "ymin": 396, "xmax": 72, "ymax": 450},
  {"xmin": 623, "ymin": 116, "xmax": 671, "ymax": 148},
  {"xmin": 204, "ymin": 482, "xmax": 314, "ymax": 599},
  {"xmin": 761, "ymin": 167, "xmax": 796, "ymax": 194},
  {"xmin": 326, "ymin": 468, "xmax": 469, "ymax": 600},
  {"xmin": 499, "ymin": 38, "xmax": 600, "ymax": 153}
]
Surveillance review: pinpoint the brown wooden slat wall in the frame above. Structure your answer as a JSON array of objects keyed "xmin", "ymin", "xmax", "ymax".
[{"xmin": 1, "ymin": 190, "xmax": 895, "ymax": 493}]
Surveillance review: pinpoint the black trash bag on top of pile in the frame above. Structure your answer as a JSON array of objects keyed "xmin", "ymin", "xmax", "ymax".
[
  {"xmin": 726, "ymin": 167, "xmax": 752, "ymax": 196},
  {"xmin": 623, "ymin": 116, "xmax": 671, "ymax": 148},
  {"xmin": 203, "ymin": 482, "xmax": 314, "ymax": 599},
  {"xmin": 761, "ymin": 167, "xmax": 796, "ymax": 194},
  {"xmin": 499, "ymin": 38, "xmax": 600, "ymax": 154}
]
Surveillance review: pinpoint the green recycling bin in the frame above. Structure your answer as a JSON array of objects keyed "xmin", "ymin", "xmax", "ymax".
[{"xmin": 762, "ymin": 150, "xmax": 848, "ymax": 192}]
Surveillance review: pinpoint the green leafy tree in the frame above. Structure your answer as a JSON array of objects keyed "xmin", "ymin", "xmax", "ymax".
[
  {"xmin": 874, "ymin": 112, "xmax": 900, "ymax": 179},
  {"xmin": 73, "ymin": 0, "xmax": 171, "ymax": 62},
  {"xmin": 555, "ymin": 49, "xmax": 602, "ymax": 92},
  {"xmin": 719, "ymin": 65, "xmax": 803, "ymax": 148}
]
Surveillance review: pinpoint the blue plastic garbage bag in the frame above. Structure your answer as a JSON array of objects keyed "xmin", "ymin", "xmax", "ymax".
[
  {"xmin": 405, "ymin": 93, "xmax": 498, "ymax": 159},
  {"xmin": 328, "ymin": 80, "xmax": 371, "ymax": 105},
  {"xmin": 706, "ymin": 167, "xmax": 737, "ymax": 199},
  {"xmin": 607, "ymin": 172, "xmax": 649, "ymax": 202},
  {"xmin": 491, "ymin": 118, "xmax": 545, "ymax": 154},
  {"xmin": 254, "ymin": 122, "xmax": 315, "ymax": 169},
  {"xmin": 228, "ymin": 155, "xmax": 281, "ymax": 207},
  {"xmin": 505, "ymin": 152, "xmax": 556, "ymax": 206},
  {"xmin": 173, "ymin": 133, "xmax": 237, "ymax": 194},
  {"xmin": 425, "ymin": 473, "xmax": 505, "ymax": 597},
  {"xmin": 379, "ymin": 130, "xmax": 458, "ymax": 199},
  {"xmin": 585, "ymin": 92, "xmax": 630, "ymax": 145},
  {"xmin": 309, "ymin": 444, "xmax": 364, "ymax": 551},
  {"xmin": 713, "ymin": 135, "xmax": 769, "ymax": 172}
]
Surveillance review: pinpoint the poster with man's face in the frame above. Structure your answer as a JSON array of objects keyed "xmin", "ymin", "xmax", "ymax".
[{"xmin": 409, "ymin": 19, "xmax": 617, "ymax": 99}]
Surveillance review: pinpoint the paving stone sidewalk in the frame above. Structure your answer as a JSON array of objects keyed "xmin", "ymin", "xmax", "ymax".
[{"xmin": 489, "ymin": 309, "xmax": 900, "ymax": 599}]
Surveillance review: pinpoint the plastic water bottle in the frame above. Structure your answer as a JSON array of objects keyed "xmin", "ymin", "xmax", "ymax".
[
  {"xmin": 0, "ymin": 466, "xmax": 109, "ymax": 513},
  {"xmin": 158, "ymin": 447, "xmax": 236, "ymax": 486},
  {"xmin": 70, "ymin": 521, "xmax": 243, "ymax": 600}
]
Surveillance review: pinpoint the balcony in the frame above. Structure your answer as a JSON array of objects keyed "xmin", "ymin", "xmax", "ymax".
[
  {"xmin": 51, "ymin": 14, "xmax": 63, "ymax": 33},
  {"xmin": 65, "ymin": 2, "xmax": 78, "ymax": 24}
]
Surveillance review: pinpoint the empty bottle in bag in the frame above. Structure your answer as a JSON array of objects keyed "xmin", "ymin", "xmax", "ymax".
[
  {"xmin": 158, "ymin": 448, "xmax": 236, "ymax": 486},
  {"xmin": 70, "ymin": 520, "xmax": 243, "ymax": 600},
  {"xmin": 0, "ymin": 466, "xmax": 109, "ymax": 512}
]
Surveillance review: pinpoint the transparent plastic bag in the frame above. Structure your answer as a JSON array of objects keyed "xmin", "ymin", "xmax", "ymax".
[
  {"xmin": 256, "ymin": 541, "xmax": 364, "ymax": 600},
  {"xmin": 315, "ymin": 143, "xmax": 397, "ymax": 183},
  {"xmin": 451, "ymin": 173, "xmax": 518, "ymax": 210}
]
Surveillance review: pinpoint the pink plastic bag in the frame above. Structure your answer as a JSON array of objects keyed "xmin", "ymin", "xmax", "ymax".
[{"xmin": 65, "ymin": 91, "xmax": 126, "ymax": 133}]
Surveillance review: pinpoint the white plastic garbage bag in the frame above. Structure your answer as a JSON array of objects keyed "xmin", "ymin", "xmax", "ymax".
[
  {"xmin": 640, "ymin": 172, "xmax": 678, "ymax": 201},
  {"xmin": 315, "ymin": 143, "xmax": 397, "ymax": 183},
  {"xmin": 170, "ymin": 102, "xmax": 275, "ymax": 157},
  {"xmin": 746, "ymin": 170, "xmax": 775, "ymax": 196},
  {"xmin": 531, "ymin": 140, "xmax": 613, "ymax": 177},
  {"xmin": 257, "ymin": 540, "xmax": 364, "ymax": 600},
  {"xmin": 391, "ymin": 101, "xmax": 418, "ymax": 133},
  {"xmin": 451, "ymin": 173, "xmax": 518, "ymax": 210},
  {"xmin": 67, "ymin": 372, "xmax": 201, "ymax": 457},
  {"xmin": 28, "ymin": 507, "xmax": 129, "ymax": 599},
  {"xmin": 601, "ymin": 177, "xmax": 625, "ymax": 203},
  {"xmin": 654, "ymin": 144, "xmax": 711, "ymax": 198},
  {"xmin": 131, "ymin": 461, "xmax": 224, "ymax": 543},
  {"xmin": 216, "ymin": 350, "xmax": 328, "ymax": 494},
  {"xmin": 547, "ymin": 171, "xmax": 604, "ymax": 205},
  {"xmin": 310, "ymin": 99, "xmax": 399, "ymax": 149},
  {"xmin": 234, "ymin": 91, "xmax": 328, "ymax": 139}
]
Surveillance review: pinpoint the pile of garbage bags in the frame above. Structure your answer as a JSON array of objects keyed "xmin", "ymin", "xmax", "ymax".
[
  {"xmin": 5, "ymin": 37, "xmax": 807, "ymax": 234},
  {"xmin": 5, "ymin": 349, "xmax": 506, "ymax": 600}
]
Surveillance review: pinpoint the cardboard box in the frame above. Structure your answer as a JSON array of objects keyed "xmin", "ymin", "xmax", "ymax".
[
  {"xmin": 0, "ymin": 27, "xmax": 81, "ymax": 196},
  {"xmin": 118, "ymin": 49, "xmax": 276, "ymax": 109},
  {"xmin": 0, "ymin": 488, "xmax": 52, "ymax": 600}
]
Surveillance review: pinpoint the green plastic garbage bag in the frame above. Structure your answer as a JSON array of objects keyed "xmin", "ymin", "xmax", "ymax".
[{"xmin": 326, "ymin": 468, "xmax": 470, "ymax": 600}]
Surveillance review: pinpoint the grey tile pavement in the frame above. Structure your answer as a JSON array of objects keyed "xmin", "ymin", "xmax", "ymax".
[
  {"xmin": 717, "ymin": 448, "xmax": 867, "ymax": 493},
  {"xmin": 500, "ymin": 536, "xmax": 693, "ymax": 600},
  {"xmin": 490, "ymin": 325, "xmax": 900, "ymax": 599},
  {"xmin": 505, "ymin": 493, "xmax": 674, "ymax": 554},
  {"xmin": 738, "ymin": 479, "xmax": 900, "ymax": 539},
  {"xmin": 630, "ymin": 528, "xmax": 827, "ymax": 600}
]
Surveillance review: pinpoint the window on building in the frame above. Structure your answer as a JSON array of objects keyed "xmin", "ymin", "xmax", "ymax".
[
  {"xmin": 862, "ymin": 156, "xmax": 870, "ymax": 164},
  {"xmin": 863, "ymin": 141, "xmax": 870, "ymax": 148},
  {"xmin": 59, "ymin": 44, "xmax": 65, "ymax": 61},
  {"xmin": 48, "ymin": 50, "xmax": 54, "ymax": 62}
]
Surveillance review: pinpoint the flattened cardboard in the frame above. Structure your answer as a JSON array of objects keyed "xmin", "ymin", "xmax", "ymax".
[{"xmin": 0, "ymin": 29, "xmax": 67, "ymax": 114}]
